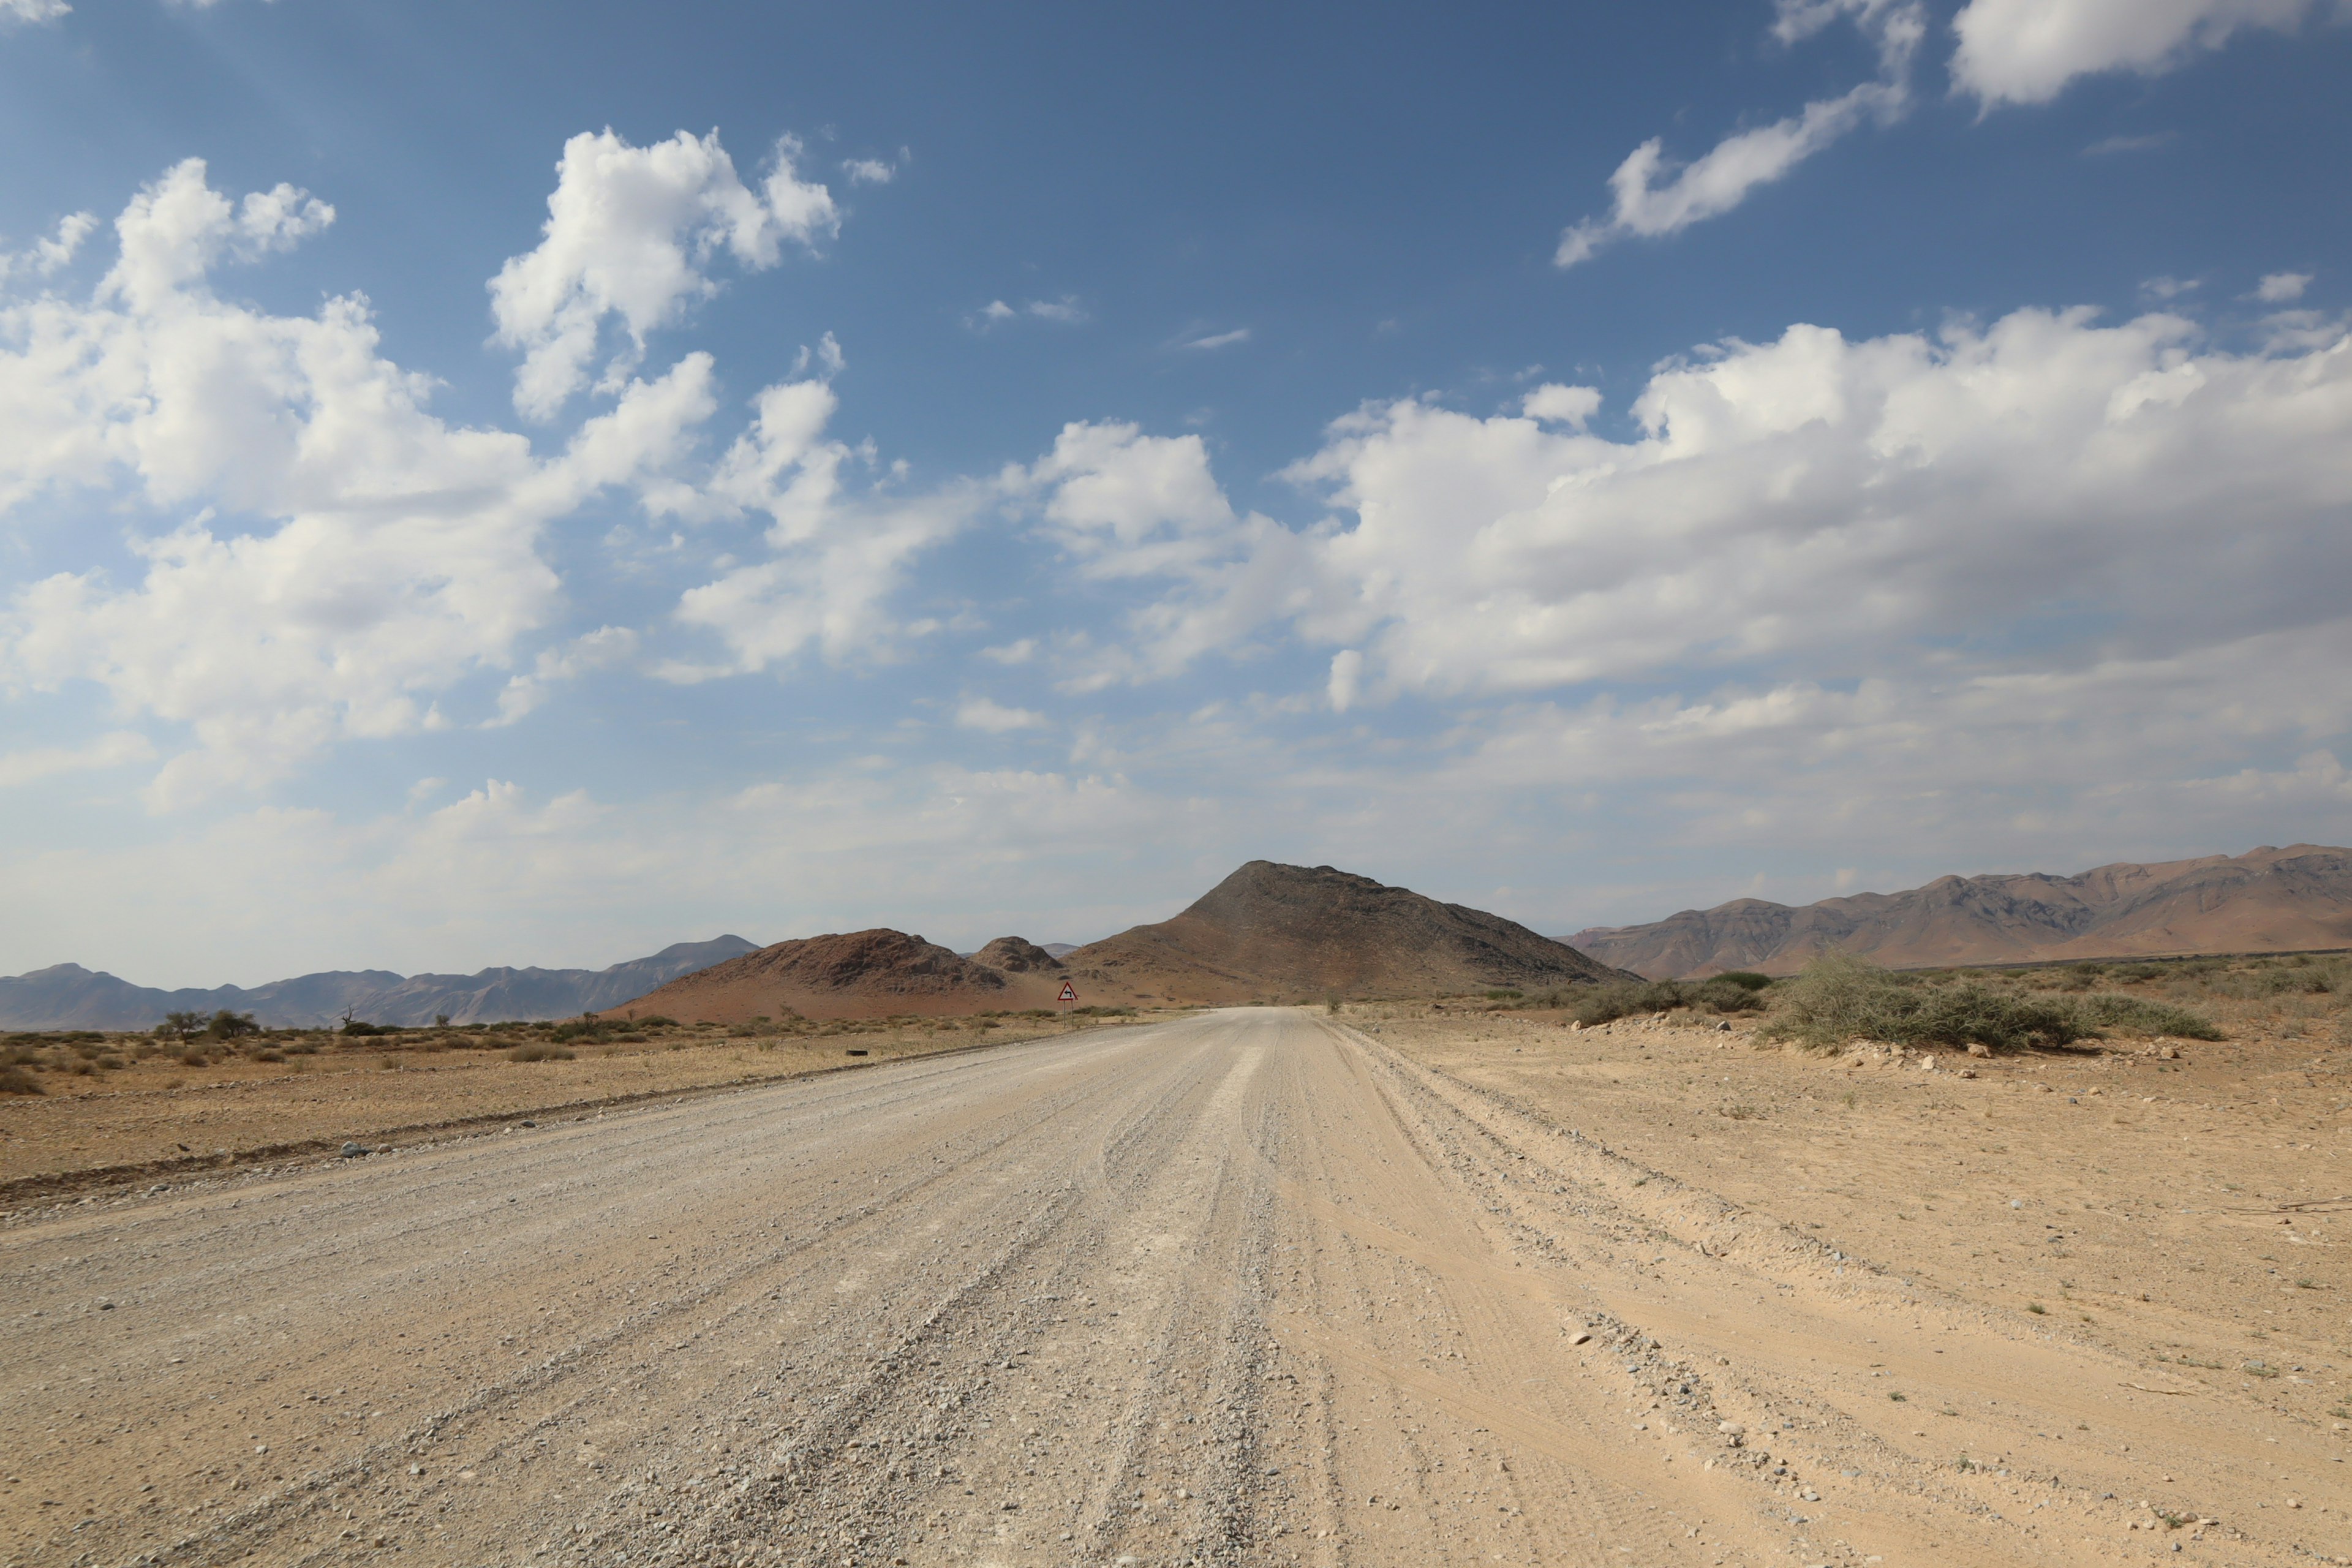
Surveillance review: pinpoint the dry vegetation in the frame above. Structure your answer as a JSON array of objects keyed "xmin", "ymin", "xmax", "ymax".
[
  {"xmin": 1467, "ymin": 949, "xmax": 2350, "ymax": 1053},
  {"xmin": 0, "ymin": 1004, "xmax": 1164, "ymax": 1197}
]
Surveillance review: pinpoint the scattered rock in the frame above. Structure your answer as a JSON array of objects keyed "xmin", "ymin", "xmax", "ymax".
[
  {"xmin": 1570, "ymin": 1331, "xmax": 1593, "ymax": 1346},
  {"xmin": 1967, "ymin": 1042, "xmax": 1991, "ymax": 1058},
  {"xmin": 340, "ymin": 1142, "xmax": 368, "ymax": 1158}
]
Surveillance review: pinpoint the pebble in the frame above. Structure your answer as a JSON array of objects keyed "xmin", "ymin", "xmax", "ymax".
[
  {"xmin": 1570, "ymin": 1331, "xmax": 1593, "ymax": 1346},
  {"xmin": 340, "ymin": 1142, "xmax": 368, "ymax": 1158}
]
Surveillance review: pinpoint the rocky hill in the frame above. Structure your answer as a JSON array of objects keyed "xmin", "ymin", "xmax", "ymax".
[
  {"xmin": 608, "ymin": 930, "xmax": 1066, "ymax": 1022},
  {"xmin": 1060, "ymin": 861, "xmax": 1627, "ymax": 1004},
  {"xmin": 0, "ymin": 937, "xmax": 761, "ymax": 1031},
  {"xmin": 1568, "ymin": 843, "xmax": 2352, "ymax": 978}
]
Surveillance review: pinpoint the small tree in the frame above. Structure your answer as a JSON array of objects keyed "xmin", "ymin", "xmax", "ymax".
[
  {"xmin": 205, "ymin": 1009, "xmax": 260, "ymax": 1040},
  {"xmin": 155, "ymin": 1010, "xmax": 207, "ymax": 1044}
]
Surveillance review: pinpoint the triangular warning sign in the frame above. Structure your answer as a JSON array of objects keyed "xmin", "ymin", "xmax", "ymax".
[{"xmin": 1057, "ymin": 981, "xmax": 1078, "ymax": 1003}]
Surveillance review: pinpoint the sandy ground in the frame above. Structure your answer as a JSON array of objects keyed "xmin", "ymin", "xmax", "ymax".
[
  {"xmin": 0, "ymin": 1019, "xmax": 1117, "ymax": 1199},
  {"xmin": 2, "ymin": 1008, "xmax": 2346, "ymax": 1567}
]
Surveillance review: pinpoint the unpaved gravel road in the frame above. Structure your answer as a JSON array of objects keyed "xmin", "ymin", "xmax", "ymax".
[{"xmin": 6, "ymin": 1009, "xmax": 2343, "ymax": 1567}]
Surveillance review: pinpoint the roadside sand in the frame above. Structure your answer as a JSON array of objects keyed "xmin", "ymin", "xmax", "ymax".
[{"xmin": 0, "ymin": 1014, "xmax": 1150, "ymax": 1198}]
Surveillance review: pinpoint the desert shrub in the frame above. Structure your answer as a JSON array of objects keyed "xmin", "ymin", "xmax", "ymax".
[
  {"xmin": 204, "ymin": 1009, "xmax": 260, "ymax": 1039},
  {"xmin": 507, "ymin": 1044, "xmax": 576, "ymax": 1063},
  {"xmin": 1714, "ymin": 971, "xmax": 1773, "ymax": 992},
  {"xmin": 1069, "ymin": 1005, "xmax": 1136, "ymax": 1017},
  {"xmin": 1485, "ymin": 989, "xmax": 1525, "ymax": 1001},
  {"xmin": 1765, "ymin": 952, "xmax": 2222, "ymax": 1052},
  {"xmin": 339, "ymin": 1019, "xmax": 386, "ymax": 1037},
  {"xmin": 177, "ymin": 1049, "xmax": 211, "ymax": 1068},
  {"xmin": 2073, "ymin": 993, "xmax": 2225, "ymax": 1039},
  {"xmin": 1763, "ymin": 951, "xmax": 2083, "ymax": 1052},
  {"xmin": 255, "ymin": 1048, "xmax": 285, "ymax": 1063},
  {"xmin": 1570, "ymin": 976, "xmax": 1763, "ymax": 1025},
  {"xmin": 0, "ymin": 1064, "xmax": 41, "ymax": 1095},
  {"xmin": 635, "ymin": 1014, "xmax": 679, "ymax": 1028}
]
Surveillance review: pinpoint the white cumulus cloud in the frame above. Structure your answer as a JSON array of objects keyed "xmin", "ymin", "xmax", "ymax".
[
  {"xmin": 666, "ymin": 347, "xmax": 980, "ymax": 677},
  {"xmin": 0, "ymin": 159, "xmax": 720, "ymax": 803},
  {"xmin": 490, "ymin": 129, "xmax": 837, "ymax": 420},
  {"xmin": 2255, "ymin": 271, "xmax": 2314, "ymax": 303},
  {"xmin": 1055, "ymin": 307, "xmax": 2352, "ymax": 722},
  {"xmin": 1951, "ymin": 0, "xmax": 2334, "ymax": 106}
]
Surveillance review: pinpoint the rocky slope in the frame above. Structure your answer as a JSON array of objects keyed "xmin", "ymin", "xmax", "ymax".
[
  {"xmin": 1569, "ymin": 843, "xmax": 2352, "ymax": 977},
  {"xmin": 1060, "ymin": 861, "xmax": 1627, "ymax": 1003}
]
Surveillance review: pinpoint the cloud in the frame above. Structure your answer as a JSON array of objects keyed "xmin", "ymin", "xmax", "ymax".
[
  {"xmin": 841, "ymin": 159, "xmax": 895, "ymax": 186},
  {"xmin": 968, "ymin": 295, "xmax": 1088, "ymax": 331},
  {"xmin": 0, "ymin": 731, "xmax": 153, "ymax": 788},
  {"xmin": 1179, "ymin": 327, "xmax": 1251, "ymax": 350},
  {"xmin": 2256, "ymin": 271, "xmax": 2313, "ymax": 303},
  {"xmin": 1011, "ymin": 421, "xmax": 1322, "ymax": 687},
  {"xmin": 1326, "ymin": 649, "xmax": 1364, "ymax": 714},
  {"xmin": 492, "ymin": 625, "xmax": 642, "ymax": 725},
  {"xmin": 0, "ymin": 159, "xmax": 719, "ymax": 803},
  {"xmin": 2082, "ymin": 130, "xmax": 2177, "ymax": 155},
  {"xmin": 956, "ymin": 696, "xmax": 1048, "ymax": 733},
  {"xmin": 0, "ymin": 212, "xmax": 96, "ymax": 282},
  {"xmin": 0, "ymin": 0, "xmax": 69, "ymax": 22},
  {"xmin": 1056, "ymin": 307, "xmax": 2352, "ymax": 726},
  {"xmin": 489, "ymin": 129, "xmax": 837, "ymax": 419},
  {"xmin": 2140, "ymin": 274, "xmax": 2201, "ymax": 300},
  {"xmin": 1951, "ymin": 0, "xmax": 2334, "ymax": 107},
  {"xmin": 665, "ymin": 347, "xmax": 980, "ymax": 677},
  {"xmin": 1558, "ymin": 2, "xmax": 1923, "ymax": 267}
]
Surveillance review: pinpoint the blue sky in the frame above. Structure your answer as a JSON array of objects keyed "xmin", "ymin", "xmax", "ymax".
[{"xmin": 2, "ymin": 0, "xmax": 2348, "ymax": 986}]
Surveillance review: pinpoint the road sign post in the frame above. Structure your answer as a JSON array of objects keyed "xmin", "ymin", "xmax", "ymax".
[{"xmin": 1057, "ymin": 981, "xmax": 1077, "ymax": 1011}]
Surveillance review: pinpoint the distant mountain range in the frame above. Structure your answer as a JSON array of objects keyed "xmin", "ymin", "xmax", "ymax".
[
  {"xmin": 0, "ymin": 937, "xmax": 760, "ymax": 1031},
  {"xmin": 1567, "ymin": 844, "xmax": 2352, "ymax": 978}
]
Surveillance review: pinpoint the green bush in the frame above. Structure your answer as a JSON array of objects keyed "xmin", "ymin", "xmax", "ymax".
[
  {"xmin": 1570, "ymin": 976, "xmax": 1766, "ymax": 1026},
  {"xmin": 1765, "ymin": 951, "xmax": 2222, "ymax": 1052},
  {"xmin": 2073, "ymin": 993, "xmax": 2225, "ymax": 1039},
  {"xmin": 1714, "ymin": 971, "xmax": 1773, "ymax": 991}
]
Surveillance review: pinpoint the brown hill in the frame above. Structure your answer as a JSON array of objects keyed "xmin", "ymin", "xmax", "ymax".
[
  {"xmin": 1060, "ymin": 861, "xmax": 1627, "ymax": 1004},
  {"xmin": 609, "ymin": 929, "xmax": 1066, "ymax": 1023},
  {"xmin": 1569, "ymin": 843, "xmax": 2352, "ymax": 978},
  {"xmin": 970, "ymin": 937, "xmax": 1065, "ymax": 974}
]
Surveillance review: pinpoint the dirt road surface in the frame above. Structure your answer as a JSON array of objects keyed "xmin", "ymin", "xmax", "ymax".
[{"xmin": 5, "ymin": 1009, "xmax": 2344, "ymax": 1567}]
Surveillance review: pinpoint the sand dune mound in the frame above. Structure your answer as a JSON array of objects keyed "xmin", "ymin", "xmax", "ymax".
[
  {"xmin": 1570, "ymin": 843, "xmax": 2352, "ymax": 978},
  {"xmin": 612, "ymin": 929, "xmax": 1017, "ymax": 1022},
  {"xmin": 1063, "ymin": 861, "xmax": 1626, "ymax": 1003},
  {"xmin": 970, "ymin": 937, "xmax": 1066, "ymax": 973}
]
